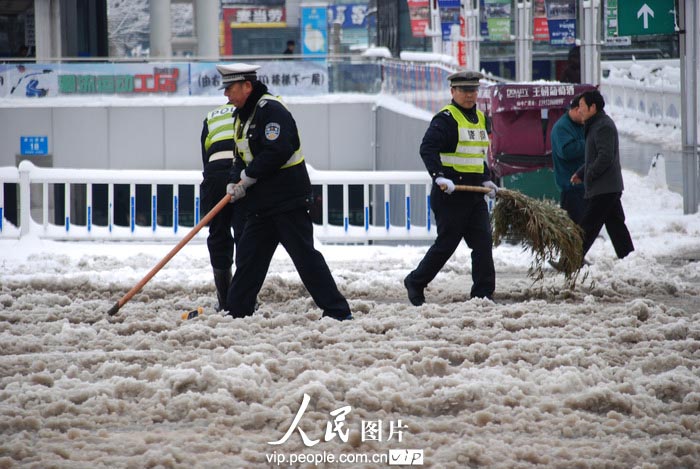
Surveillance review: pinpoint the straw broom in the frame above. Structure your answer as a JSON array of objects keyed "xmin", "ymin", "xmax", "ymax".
[{"xmin": 452, "ymin": 185, "xmax": 584, "ymax": 284}]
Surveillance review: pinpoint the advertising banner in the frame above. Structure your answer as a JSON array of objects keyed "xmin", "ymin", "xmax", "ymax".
[
  {"xmin": 191, "ymin": 61, "xmax": 328, "ymax": 96},
  {"xmin": 545, "ymin": 0, "xmax": 577, "ymax": 45},
  {"xmin": 327, "ymin": 4, "xmax": 372, "ymax": 49},
  {"xmin": 225, "ymin": 6, "xmax": 286, "ymax": 28},
  {"xmin": 220, "ymin": 0, "xmax": 284, "ymax": 5},
  {"xmin": 327, "ymin": 4, "xmax": 370, "ymax": 29},
  {"xmin": 485, "ymin": 83, "xmax": 588, "ymax": 112},
  {"xmin": 483, "ymin": 0, "xmax": 511, "ymax": 41},
  {"xmin": 0, "ymin": 63, "xmax": 189, "ymax": 98},
  {"xmin": 0, "ymin": 62, "xmax": 329, "ymax": 99},
  {"xmin": 301, "ymin": 4, "xmax": 328, "ymax": 57},
  {"xmin": 221, "ymin": 6, "xmax": 286, "ymax": 55},
  {"xmin": 533, "ymin": 0, "xmax": 550, "ymax": 41},
  {"xmin": 438, "ymin": 0, "xmax": 461, "ymax": 41},
  {"xmin": 407, "ymin": 0, "xmax": 430, "ymax": 38}
]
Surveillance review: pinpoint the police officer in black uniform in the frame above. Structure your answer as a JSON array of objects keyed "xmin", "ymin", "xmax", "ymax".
[
  {"xmin": 199, "ymin": 64, "xmax": 247, "ymax": 311},
  {"xmin": 223, "ymin": 63, "xmax": 352, "ymax": 321},
  {"xmin": 404, "ymin": 70, "xmax": 498, "ymax": 305}
]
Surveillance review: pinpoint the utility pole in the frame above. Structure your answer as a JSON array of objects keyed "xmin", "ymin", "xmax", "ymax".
[
  {"xmin": 428, "ymin": 0, "xmax": 442, "ymax": 54},
  {"xmin": 680, "ymin": 0, "xmax": 699, "ymax": 213},
  {"xmin": 460, "ymin": 0, "xmax": 480, "ymax": 70},
  {"xmin": 514, "ymin": 1, "xmax": 533, "ymax": 81},
  {"xmin": 580, "ymin": 0, "xmax": 601, "ymax": 85}
]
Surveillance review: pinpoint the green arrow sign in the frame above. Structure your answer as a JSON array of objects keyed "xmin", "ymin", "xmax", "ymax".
[{"xmin": 618, "ymin": 0, "xmax": 676, "ymax": 36}]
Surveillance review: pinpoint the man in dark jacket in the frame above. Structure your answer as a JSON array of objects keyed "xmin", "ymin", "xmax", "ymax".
[
  {"xmin": 403, "ymin": 70, "xmax": 498, "ymax": 305},
  {"xmin": 571, "ymin": 89, "xmax": 634, "ymax": 263},
  {"xmin": 222, "ymin": 63, "xmax": 352, "ymax": 321},
  {"xmin": 551, "ymin": 95, "xmax": 586, "ymax": 224},
  {"xmin": 199, "ymin": 65, "xmax": 247, "ymax": 311}
]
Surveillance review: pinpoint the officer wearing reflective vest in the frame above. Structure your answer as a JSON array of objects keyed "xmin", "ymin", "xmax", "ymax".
[
  {"xmin": 404, "ymin": 70, "xmax": 498, "ymax": 305},
  {"xmin": 199, "ymin": 65, "xmax": 247, "ymax": 311},
  {"xmin": 222, "ymin": 63, "xmax": 352, "ymax": 321}
]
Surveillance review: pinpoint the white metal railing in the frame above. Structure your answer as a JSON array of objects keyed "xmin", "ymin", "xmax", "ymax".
[
  {"xmin": 600, "ymin": 59, "xmax": 681, "ymax": 128},
  {"xmin": 1, "ymin": 161, "xmax": 436, "ymax": 243},
  {"xmin": 600, "ymin": 80, "xmax": 681, "ymax": 127}
]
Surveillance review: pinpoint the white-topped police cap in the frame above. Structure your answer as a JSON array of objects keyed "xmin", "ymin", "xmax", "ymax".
[
  {"xmin": 447, "ymin": 70, "xmax": 484, "ymax": 89},
  {"xmin": 217, "ymin": 63, "xmax": 261, "ymax": 89}
]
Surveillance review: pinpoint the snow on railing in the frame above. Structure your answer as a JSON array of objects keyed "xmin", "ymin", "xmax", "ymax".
[
  {"xmin": 600, "ymin": 60, "xmax": 681, "ymax": 128},
  {"xmin": 1, "ymin": 161, "xmax": 436, "ymax": 243}
]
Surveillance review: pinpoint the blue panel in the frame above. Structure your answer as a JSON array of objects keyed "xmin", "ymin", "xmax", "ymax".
[
  {"xmin": 426, "ymin": 194, "xmax": 431, "ymax": 231},
  {"xmin": 20, "ymin": 136, "xmax": 48, "ymax": 155},
  {"xmin": 174, "ymin": 195, "xmax": 179, "ymax": 234},
  {"xmin": 406, "ymin": 196, "xmax": 411, "ymax": 230},
  {"xmin": 384, "ymin": 201, "xmax": 390, "ymax": 230},
  {"xmin": 130, "ymin": 197, "xmax": 135, "ymax": 232},
  {"xmin": 152, "ymin": 195, "xmax": 157, "ymax": 232}
]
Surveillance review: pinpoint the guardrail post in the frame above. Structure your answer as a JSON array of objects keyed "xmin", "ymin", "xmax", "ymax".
[{"xmin": 18, "ymin": 160, "xmax": 33, "ymax": 237}]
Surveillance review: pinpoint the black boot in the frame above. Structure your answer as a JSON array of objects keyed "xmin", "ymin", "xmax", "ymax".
[{"xmin": 213, "ymin": 268, "xmax": 232, "ymax": 312}]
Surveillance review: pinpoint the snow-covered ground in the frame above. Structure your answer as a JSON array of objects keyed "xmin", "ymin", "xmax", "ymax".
[
  {"xmin": 2, "ymin": 57, "xmax": 699, "ymax": 467},
  {"xmin": 1, "ymin": 162, "xmax": 699, "ymax": 467}
]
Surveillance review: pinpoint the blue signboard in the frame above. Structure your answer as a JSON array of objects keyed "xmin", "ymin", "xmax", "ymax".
[
  {"xmin": 301, "ymin": 5, "xmax": 328, "ymax": 57},
  {"xmin": 438, "ymin": 0, "xmax": 461, "ymax": 41},
  {"xmin": 547, "ymin": 19, "xmax": 577, "ymax": 46},
  {"xmin": 20, "ymin": 136, "xmax": 48, "ymax": 155}
]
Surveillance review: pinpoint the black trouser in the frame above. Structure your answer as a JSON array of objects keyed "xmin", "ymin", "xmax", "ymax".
[
  {"xmin": 560, "ymin": 187, "xmax": 585, "ymax": 225},
  {"xmin": 580, "ymin": 192, "xmax": 634, "ymax": 259},
  {"xmin": 226, "ymin": 207, "xmax": 350, "ymax": 318},
  {"xmin": 200, "ymin": 164, "xmax": 246, "ymax": 270},
  {"xmin": 407, "ymin": 186, "xmax": 495, "ymax": 299}
]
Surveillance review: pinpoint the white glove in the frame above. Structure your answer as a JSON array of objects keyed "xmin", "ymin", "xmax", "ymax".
[
  {"xmin": 482, "ymin": 180, "xmax": 498, "ymax": 199},
  {"xmin": 435, "ymin": 177, "xmax": 455, "ymax": 194},
  {"xmin": 226, "ymin": 183, "xmax": 246, "ymax": 203},
  {"xmin": 239, "ymin": 169, "xmax": 257, "ymax": 187}
]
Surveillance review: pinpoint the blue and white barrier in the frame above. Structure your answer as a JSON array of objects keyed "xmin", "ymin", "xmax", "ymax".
[{"xmin": 1, "ymin": 161, "xmax": 436, "ymax": 243}]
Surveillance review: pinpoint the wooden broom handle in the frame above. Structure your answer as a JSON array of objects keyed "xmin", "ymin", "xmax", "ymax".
[
  {"xmin": 439, "ymin": 184, "xmax": 496, "ymax": 194},
  {"xmin": 107, "ymin": 193, "xmax": 232, "ymax": 316},
  {"xmin": 453, "ymin": 184, "xmax": 491, "ymax": 193}
]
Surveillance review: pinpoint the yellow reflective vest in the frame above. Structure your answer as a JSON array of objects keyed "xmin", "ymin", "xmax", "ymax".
[
  {"xmin": 204, "ymin": 104, "xmax": 235, "ymax": 153},
  {"xmin": 233, "ymin": 94, "xmax": 304, "ymax": 169},
  {"xmin": 439, "ymin": 105, "xmax": 489, "ymax": 174}
]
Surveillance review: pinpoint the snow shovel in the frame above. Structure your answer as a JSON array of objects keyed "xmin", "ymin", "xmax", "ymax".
[
  {"xmin": 107, "ymin": 193, "xmax": 232, "ymax": 316},
  {"xmin": 446, "ymin": 184, "xmax": 584, "ymax": 284}
]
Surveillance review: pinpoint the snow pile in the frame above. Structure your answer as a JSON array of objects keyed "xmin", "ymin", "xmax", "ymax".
[{"xmin": 603, "ymin": 60, "xmax": 680, "ymax": 91}]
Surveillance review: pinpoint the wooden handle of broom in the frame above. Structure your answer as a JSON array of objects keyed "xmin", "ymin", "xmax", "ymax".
[
  {"xmin": 440, "ymin": 184, "xmax": 507, "ymax": 195},
  {"xmin": 107, "ymin": 193, "xmax": 232, "ymax": 316}
]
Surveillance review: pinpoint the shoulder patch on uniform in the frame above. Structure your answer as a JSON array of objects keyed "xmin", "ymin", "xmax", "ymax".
[
  {"xmin": 442, "ymin": 110, "xmax": 451, "ymax": 116},
  {"xmin": 264, "ymin": 122, "xmax": 281, "ymax": 140},
  {"xmin": 258, "ymin": 99, "xmax": 268, "ymax": 108}
]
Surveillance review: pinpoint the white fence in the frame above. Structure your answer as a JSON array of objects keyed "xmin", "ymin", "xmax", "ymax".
[
  {"xmin": 1, "ymin": 161, "xmax": 438, "ymax": 243},
  {"xmin": 600, "ymin": 59, "xmax": 681, "ymax": 128}
]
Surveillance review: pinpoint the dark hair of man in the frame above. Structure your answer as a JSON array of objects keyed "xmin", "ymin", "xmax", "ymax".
[
  {"xmin": 580, "ymin": 89, "xmax": 605, "ymax": 111},
  {"xmin": 569, "ymin": 94, "xmax": 581, "ymax": 109}
]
